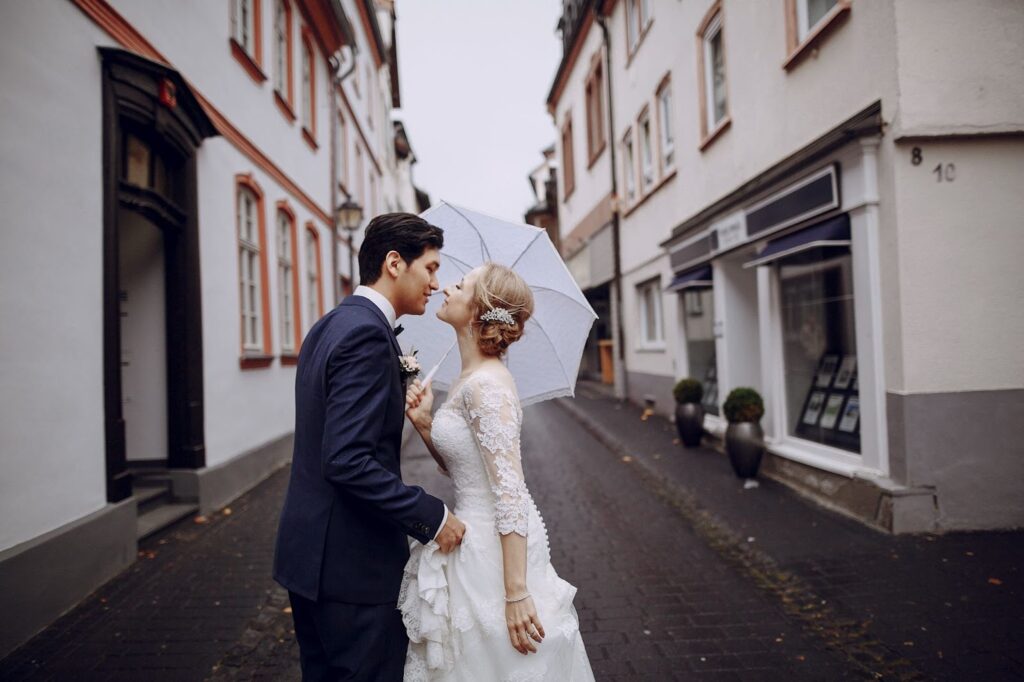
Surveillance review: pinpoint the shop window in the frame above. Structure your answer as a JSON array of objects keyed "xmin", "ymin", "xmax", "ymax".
[
  {"xmin": 639, "ymin": 108, "xmax": 654, "ymax": 191},
  {"xmin": 697, "ymin": 2, "xmax": 730, "ymax": 147},
  {"xmin": 637, "ymin": 278, "xmax": 664, "ymax": 348},
  {"xmin": 684, "ymin": 288, "xmax": 719, "ymax": 416},
  {"xmin": 779, "ymin": 251, "xmax": 859, "ymax": 452},
  {"xmin": 656, "ymin": 77, "xmax": 675, "ymax": 172},
  {"xmin": 622, "ymin": 130, "xmax": 636, "ymax": 204},
  {"xmin": 561, "ymin": 115, "xmax": 575, "ymax": 200}
]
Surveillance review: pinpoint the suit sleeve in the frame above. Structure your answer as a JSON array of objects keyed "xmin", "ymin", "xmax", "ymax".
[{"xmin": 321, "ymin": 320, "xmax": 445, "ymax": 544}]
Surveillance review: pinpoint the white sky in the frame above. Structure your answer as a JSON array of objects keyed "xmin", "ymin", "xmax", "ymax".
[{"xmin": 394, "ymin": 0, "xmax": 563, "ymax": 223}]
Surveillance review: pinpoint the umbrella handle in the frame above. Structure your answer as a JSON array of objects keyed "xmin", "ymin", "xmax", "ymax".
[{"xmin": 422, "ymin": 341, "xmax": 457, "ymax": 388}]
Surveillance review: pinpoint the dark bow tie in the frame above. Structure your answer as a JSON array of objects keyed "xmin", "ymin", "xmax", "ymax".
[{"xmin": 393, "ymin": 324, "xmax": 404, "ymax": 337}]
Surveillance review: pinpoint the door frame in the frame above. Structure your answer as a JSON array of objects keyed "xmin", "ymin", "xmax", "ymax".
[{"xmin": 100, "ymin": 48, "xmax": 217, "ymax": 502}]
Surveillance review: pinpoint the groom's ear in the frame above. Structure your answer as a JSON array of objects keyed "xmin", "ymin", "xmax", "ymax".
[{"xmin": 383, "ymin": 250, "xmax": 405, "ymax": 279}]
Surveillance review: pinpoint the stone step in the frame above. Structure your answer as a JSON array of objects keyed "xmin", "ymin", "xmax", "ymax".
[{"xmin": 136, "ymin": 502, "xmax": 198, "ymax": 541}]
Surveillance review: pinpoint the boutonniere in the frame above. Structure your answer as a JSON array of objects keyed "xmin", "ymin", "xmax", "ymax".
[{"xmin": 399, "ymin": 348, "xmax": 421, "ymax": 382}]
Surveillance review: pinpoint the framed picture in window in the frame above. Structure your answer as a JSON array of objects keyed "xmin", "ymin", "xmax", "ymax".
[
  {"xmin": 802, "ymin": 390, "xmax": 826, "ymax": 425},
  {"xmin": 852, "ymin": 374, "xmax": 858, "ymax": 391},
  {"xmin": 819, "ymin": 393, "xmax": 845, "ymax": 430},
  {"xmin": 815, "ymin": 355, "xmax": 839, "ymax": 388},
  {"xmin": 838, "ymin": 396, "xmax": 860, "ymax": 433},
  {"xmin": 834, "ymin": 355, "xmax": 857, "ymax": 390}
]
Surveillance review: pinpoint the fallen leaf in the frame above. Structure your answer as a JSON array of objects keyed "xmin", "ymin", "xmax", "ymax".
[
  {"xmin": 652, "ymin": 454, "xmax": 662, "ymax": 460},
  {"xmin": 194, "ymin": 515, "xmax": 209, "ymax": 524},
  {"xmin": 672, "ymin": 438, "xmax": 680, "ymax": 445},
  {"xmin": 283, "ymin": 606, "xmax": 293, "ymax": 614},
  {"xmin": 222, "ymin": 508, "xmax": 233, "ymax": 516},
  {"xmin": 621, "ymin": 456, "xmax": 634, "ymax": 463},
  {"xmin": 796, "ymin": 655, "xmax": 806, "ymax": 662},
  {"xmin": 988, "ymin": 578, "xmax": 1003, "ymax": 586},
  {"xmin": 903, "ymin": 641, "xmax": 914, "ymax": 646},
  {"xmin": 965, "ymin": 551, "xmax": 975, "ymax": 557}
]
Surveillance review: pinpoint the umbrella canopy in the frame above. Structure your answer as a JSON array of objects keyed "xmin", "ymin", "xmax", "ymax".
[{"xmin": 397, "ymin": 201, "xmax": 597, "ymax": 406}]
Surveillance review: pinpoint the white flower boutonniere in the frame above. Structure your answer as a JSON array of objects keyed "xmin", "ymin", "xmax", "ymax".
[{"xmin": 399, "ymin": 348, "xmax": 421, "ymax": 382}]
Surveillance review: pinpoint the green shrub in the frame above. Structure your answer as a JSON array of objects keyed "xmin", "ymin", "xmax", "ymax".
[
  {"xmin": 723, "ymin": 387, "xmax": 764, "ymax": 423},
  {"xmin": 672, "ymin": 378, "xmax": 704, "ymax": 404}
]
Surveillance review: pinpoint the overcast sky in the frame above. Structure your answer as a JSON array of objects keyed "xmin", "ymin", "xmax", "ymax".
[{"xmin": 394, "ymin": 1, "xmax": 563, "ymax": 223}]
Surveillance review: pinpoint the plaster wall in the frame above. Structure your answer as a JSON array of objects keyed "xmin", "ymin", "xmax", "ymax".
[
  {"xmin": 893, "ymin": 0, "xmax": 1024, "ymax": 138},
  {"xmin": 0, "ymin": 2, "xmax": 114, "ymax": 552}
]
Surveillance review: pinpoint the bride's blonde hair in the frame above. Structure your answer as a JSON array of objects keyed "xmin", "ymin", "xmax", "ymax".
[{"xmin": 471, "ymin": 263, "xmax": 533, "ymax": 357}]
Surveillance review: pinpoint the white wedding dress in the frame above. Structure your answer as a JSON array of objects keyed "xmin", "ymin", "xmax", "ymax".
[{"xmin": 399, "ymin": 370, "xmax": 595, "ymax": 681}]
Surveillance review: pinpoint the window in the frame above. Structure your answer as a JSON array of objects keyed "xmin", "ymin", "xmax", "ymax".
[
  {"xmin": 622, "ymin": 130, "xmax": 636, "ymax": 203},
  {"xmin": 300, "ymin": 34, "xmax": 316, "ymax": 142},
  {"xmin": 276, "ymin": 206, "xmax": 300, "ymax": 354},
  {"xmin": 355, "ymin": 144, "xmax": 364, "ymax": 207},
  {"xmin": 784, "ymin": 0, "xmax": 850, "ymax": 68},
  {"xmin": 639, "ymin": 109, "xmax": 654, "ymax": 191},
  {"xmin": 272, "ymin": 0, "xmax": 293, "ymax": 110},
  {"xmin": 698, "ymin": 2, "xmax": 729, "ymax": 145},
  {"xmin": 656, "ymin": 77, "xmax": 675, "ymax": 171},
  {"xmin": 561, "ymin": 116, "xmax": 575, "ymax": 200},
  {"xmin": 369, "ymin": 173, "xmax": 378, "ymax": 217},
  {"xmin": 230, "ymin": 0, "xmax": 264, "ymax": 83},
  {"xmin": 637, "ymin": 278, "xmax": 664, "ymax": 347},
  {"xmin": 780, "ymin": 251, "xmax": 859, "ymax": 453},
  {"xmin": 338, "ymin": 111, "xmax": 349, "ymax": 187},
  {"xmin": 797, "ymin": 0, "xmax": 838, "ymax": 41},
  {"xmin": 236, "ymin": 175, "xmax": 271, "ymax": 365},
  {"xmin": 305, "ymin": 225, "xmax": 323, "ymax": 328},
  {"xmin": 584, "ymin": 57, "xmax": 605, "ymax": 163},
  {"xmin": 625, "ymin": 0, "xmax": 651, "ymax": 55}
]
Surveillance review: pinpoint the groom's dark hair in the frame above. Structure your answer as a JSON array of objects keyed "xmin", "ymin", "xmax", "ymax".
[{"xmin": 358, "ymin": 213, "xmax": 444, "ymax": 285}]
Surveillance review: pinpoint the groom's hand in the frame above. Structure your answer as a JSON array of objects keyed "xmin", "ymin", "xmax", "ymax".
[{"xmin": 435, "ymin": 513, "xmax": 466, "ymax": 553}]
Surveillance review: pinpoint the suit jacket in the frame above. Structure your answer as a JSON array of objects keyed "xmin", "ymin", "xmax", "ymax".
[{"xmin": 273, "ymin": 295, "xmax": 445, "ymax": 604}]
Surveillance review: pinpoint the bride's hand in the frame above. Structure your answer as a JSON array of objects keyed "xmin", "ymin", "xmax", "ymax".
[
  {"xmin": 405, "ymin": 379, "xmax": 434, "ymax": 429},
  {"xmin": 505, "ymin": 597, "xmax": 544, "ymax": 655}
]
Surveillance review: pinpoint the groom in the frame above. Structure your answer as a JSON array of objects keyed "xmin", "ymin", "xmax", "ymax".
[{"xmin": 274, "ymin": 213, "xmax": 466, "ymax": 681}]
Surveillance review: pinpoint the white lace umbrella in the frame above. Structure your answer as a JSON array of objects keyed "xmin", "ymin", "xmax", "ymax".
[{"xmin": 397, "ymin": 201, "xmax": 597, "ymax": 406}]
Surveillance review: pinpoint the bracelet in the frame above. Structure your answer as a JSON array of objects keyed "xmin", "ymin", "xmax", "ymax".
[{"xmin": 505, "ymin": 592, "xmax": 531, "ymax": 604}]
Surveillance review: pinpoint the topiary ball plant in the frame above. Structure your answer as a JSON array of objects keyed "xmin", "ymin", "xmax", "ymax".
[
  {"xmin": 672, "ymin": 378, "xmax": 704, "ymax": 404},
  {"xmin": 723, "ymin": 387, "xmax": 764, "ymax": 423}
]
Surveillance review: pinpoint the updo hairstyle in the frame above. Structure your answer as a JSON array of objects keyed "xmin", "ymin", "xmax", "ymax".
[{"xmin": 471, "ymin": 263, "xmax": 534, "ymax": 357}]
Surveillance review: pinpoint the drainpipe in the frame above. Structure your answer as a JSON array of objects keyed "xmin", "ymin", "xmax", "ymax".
[
  {"xmin": 596, "ymin": 6, "xmax": 628, "ymax": 401},
  {"xmin": 329, "ymin": 44, "xmax": 358, "ymax": 305}
]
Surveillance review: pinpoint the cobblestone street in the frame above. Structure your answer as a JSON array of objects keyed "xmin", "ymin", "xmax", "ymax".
[{"xmin": 2, "ymin": 387, "xmax": 1022, "ymax": 680}]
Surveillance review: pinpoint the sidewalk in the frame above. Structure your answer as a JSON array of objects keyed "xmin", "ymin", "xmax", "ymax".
[{"xmin": 557, "ymin": 381, "xmax": 1024, "ymax": 680}]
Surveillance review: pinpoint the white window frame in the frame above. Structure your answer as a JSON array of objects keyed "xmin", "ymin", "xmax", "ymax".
[
  {"xmin": 639, "ymin": 110, "xmax": 654, "ymax": 191},
  {"xmin": 300, "ymin": 40, "xmax": 312, "ymax": 130},
  {"xmin": 273, "ymin": 1, "xmax": 286, "ymax": 93},
  {"xmin": 306, "ymin": 230, "xmax": 321, "ymax": 329},
  {"xmin": 796, "ymin": 0, "xmax": 839, "ymax": 41},
  {"xmin": 637, "ymin": 278, "xmax": 665, "ymax": 349},
  {"xmin": 657, "ymin": 81, "xmax": 675, "ymax": 171},
  {"xmin": 238, "ymin": 188, "xmax": 262, "ymax": 352},
  {"xmin": 277, "ymin": 212, "xmax": 295, "ymax": 353},
  {"xmin": 703, "ymin": 12, "xmax": 728, "ymax": 130},
  {"xmin": 622, "ymin": 130, "xmax": 636, "ymax": 203},
  {"xmin": 232, "ymin": 0, "xmax": 256, "ymax": 56},
  {"xmin": 626, "ymin": 0, "xmax": 652, "ymax": 54}
]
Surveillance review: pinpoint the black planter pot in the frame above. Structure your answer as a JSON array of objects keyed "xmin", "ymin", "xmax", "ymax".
[
  {"xmin": 725, "ymin": 421, "xmax": 764, "ymax": 479},
  {"xmin": 674, "ymin": 402, "xmax": 705, "ymax": 448}
]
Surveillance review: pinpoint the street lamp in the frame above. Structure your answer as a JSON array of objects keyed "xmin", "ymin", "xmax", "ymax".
[{"xmin": 336, "ymin": 199, "xmax": 363, "ymax": 299}]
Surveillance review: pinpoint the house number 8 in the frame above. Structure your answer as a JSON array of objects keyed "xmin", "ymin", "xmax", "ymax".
[{"xmin": 933, "ymin": 163, "xmax": 956, "ymax": 183}]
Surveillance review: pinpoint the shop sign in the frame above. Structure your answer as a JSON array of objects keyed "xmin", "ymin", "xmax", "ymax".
[{"xmin": 710, "ymin": 210, "xmax": 747, "ymax": 253}]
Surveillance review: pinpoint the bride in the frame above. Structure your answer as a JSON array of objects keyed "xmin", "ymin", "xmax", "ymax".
[{"xmin": 401, "ymin": 262, "xmax": 595, "ymax": 681}]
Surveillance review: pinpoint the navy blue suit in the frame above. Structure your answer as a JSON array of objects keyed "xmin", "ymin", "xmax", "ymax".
[{"xmin": 274, "ymin": 295, "xmax": 445, "ymax": 680}]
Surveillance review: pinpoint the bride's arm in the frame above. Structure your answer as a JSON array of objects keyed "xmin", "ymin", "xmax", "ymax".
[
  {"xmin": 406, "ymin": 379, "xmax": 449, "ymax": 475},
  {"xmin": 464, "ymin": 375, "xmax": 545, "ymax": 655}
]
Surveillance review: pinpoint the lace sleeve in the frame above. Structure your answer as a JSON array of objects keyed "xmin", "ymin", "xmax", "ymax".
[{"xmin": 463, "ymin": 373, "xmax": 530, "ymax": 537}]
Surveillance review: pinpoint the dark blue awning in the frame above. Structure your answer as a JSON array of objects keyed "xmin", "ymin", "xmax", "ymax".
[
  {"xmin": 744, "ymin": 213, "xmax": 851, "ymax": 268},
  {"xmin": 665, "ymin": 265, "xmax": 713, "ymax": 292}
]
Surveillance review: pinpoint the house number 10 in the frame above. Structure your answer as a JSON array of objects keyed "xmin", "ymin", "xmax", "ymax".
[{"xmin": 911, "ymin": 147, "xmax": 956, "ymax": 183}]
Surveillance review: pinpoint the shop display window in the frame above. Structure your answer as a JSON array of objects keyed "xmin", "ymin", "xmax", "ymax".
[
  {"xmin": 683, "ymin": 288, "xmax": 719, "ymax": 416},
  {"xmin": 779, "ymin": 250, "xmax": 859, "ymax": 452}
]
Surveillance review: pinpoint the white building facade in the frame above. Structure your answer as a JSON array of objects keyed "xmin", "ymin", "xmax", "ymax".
[
  {"xmin": 0, "ymin": 0, "xmax": 422, "ymax": 656},
  {"xmin": 547, "ymin": 0, "xmax": 1024, "ymax": 534}
]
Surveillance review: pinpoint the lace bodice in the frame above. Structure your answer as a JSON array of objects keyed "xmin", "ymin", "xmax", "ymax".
[{"xmin": 430, "ymin": 370, "xmax": 531, "ymax": 537}]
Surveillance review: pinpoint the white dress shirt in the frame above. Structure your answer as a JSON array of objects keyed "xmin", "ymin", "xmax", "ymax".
[{"xmin": 352, "ymin": 285, "xmax": 450, "ymax": 542}]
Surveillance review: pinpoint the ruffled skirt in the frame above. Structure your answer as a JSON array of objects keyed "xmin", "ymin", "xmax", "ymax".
[{"xmin": 399, "ymin": 504, "xmax": 594, "ymax": 681}]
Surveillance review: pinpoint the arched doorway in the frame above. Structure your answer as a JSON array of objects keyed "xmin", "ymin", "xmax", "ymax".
[{"xmin": 100, "ymin": 49, "xmax": 217, "ymax": 502}]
